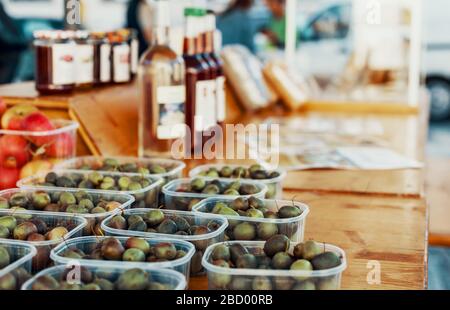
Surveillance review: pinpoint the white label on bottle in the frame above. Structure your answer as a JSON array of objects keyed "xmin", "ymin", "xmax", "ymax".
[
  {"xmin": 195, "ymin": 80, "xmax": 216, "ymax": 131},
  {"xmin": 75, "ymin": 44, "xmax": 94, "ymax": 84},
  {"xmin": 52, "ymin": 43, "xmax": 75, "ymax": 85},
  {"xmin": 156, "ymin": 85, "xmax": 186, "ymax": 139},
  {"xmin": 100, "ymin": 44, "xmax": 111, "ymax": 82},
  {"xmin": 131, "ymin": 39, "xmax": 139, "ymax": 74},
  {"xmin": 216, "ymin": 76, "xmax": 226, "ymax": 122},
  {"xmin": 113, "ymin": 44, "xmax": 130, "ymax": 83}
]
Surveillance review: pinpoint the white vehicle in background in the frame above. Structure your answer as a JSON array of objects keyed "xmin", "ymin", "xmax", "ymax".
[{"xmin": 297, "ymin": 0, "xmax": 450, "ymax": 120}]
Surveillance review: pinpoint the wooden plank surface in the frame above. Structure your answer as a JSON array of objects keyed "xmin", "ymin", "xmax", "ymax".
[{"xmin": 189, "ymin": 190, "xmax": 428, "ymax": 290}]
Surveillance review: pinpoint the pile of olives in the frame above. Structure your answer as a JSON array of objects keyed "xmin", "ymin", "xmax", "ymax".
[
  {"xmin": 207, "ymin": 236, "xmax": 343, "ymax": 290},
  {"xmin": 76, "ymin": 158, "xmax": 172, "ymax": 175},
  {"xmin": 0, "ymin": 215, "xmax": 74, "ymax": 242},
  {"xmin": 169, "ymin": 178, "xmax": 262, "ymax": 211},
  {"xmin": 61, "ymin": 237, "xmax": 187, "ymax": 263},
  {"xmin": 34, "ymin": 172, "xmax": 158, "ymax": 208},
  {"xmin": 194, "ymin": 164, "xmax": 282, "ymax": 198},
  {"xmin": 30, "ymin": 267, "xmax": 174, "ymax": 290},
  {"xmin": 201, "ymin": 197, "xmax": 303, "ymax": 241},
  {"xmin": 0, "ymin": 245, "xmax": 33, "ymax": 290},
  {"xmin": 0, "ymin": 191, "xmax": 125, "ymax": 236},
  {"xmin": 106, "ymin": 209, "xmax": 224, "ymax": 275}
]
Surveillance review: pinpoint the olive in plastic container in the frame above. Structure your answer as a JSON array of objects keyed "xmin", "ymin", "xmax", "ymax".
[
  {"xmin": 202, "ymin": 241, "xmax": 347, "ymax": 290},
  {"xmin": 101, "ymin": 208, "xmax": 228, "ymax": 276},
  {"xmin": 21, "ymin": 264, "xmax": 186, "ymax": 290},
  {"xmin": 189, "ymin": 164, "xmax": 287, "ymax": 199},
  {"xmin": 0, "ymin": 188, "xmax": 135, "ymax": 236},
  {"xmin": 0, "ymin": 209, "xmax": 87, "ymax": 271},
  {"xmin": 0, "ymin": 240, "xmax": 37, "ymax": 290},
  {"xmin": 50, "ymin": 236, "xmax": 195, "ymax": 283},
  {"xmin": 162, "ymin": 178, "xmax": 267, "ymax": 211},
  {"xmin": 192, "ymin": 197, "xmax": 309, "ymax": 242},
  {"xmin": 17, "ymin": 169, "xmax": 163, "ymax": 209}
]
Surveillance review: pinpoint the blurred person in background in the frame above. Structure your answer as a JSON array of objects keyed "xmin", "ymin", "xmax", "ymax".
[
  {"xmin": 217, "ymin": 0, "xmax": 256, "ymax": 52},
  {"xmin": 0, "ymin": 2, "xmax": 27, "ymax": 83},
  {"xmin": 127, "ymin": 0, "xmax": 154, "ymax": 54},
  {"xmin": 261, "ymin": 0, "xmax": 286, "ymax": 48}
]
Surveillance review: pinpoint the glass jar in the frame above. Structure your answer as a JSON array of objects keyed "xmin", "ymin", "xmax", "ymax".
[
  {"xmin": 91, "ymin": 32, "xmax": 111, "ymax": 85},
  {"xmin": 34, "ymin": 30, "xmax": 76, "ymax": 94},
  {"xmin": 74, "ymin": 30, "xmax": 95, "ymax": 88},
  {"xmin": 108, "ymin": 31, "xmax": 131, "ymax": 84}
]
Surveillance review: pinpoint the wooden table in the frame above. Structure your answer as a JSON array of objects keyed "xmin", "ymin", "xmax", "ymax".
[{"xmin": 0, "ymin": 82, "xmax": 429, "ymax": 289}]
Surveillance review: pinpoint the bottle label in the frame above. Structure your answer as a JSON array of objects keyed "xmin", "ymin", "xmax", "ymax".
[
  {"xmin": 100, "ymin": 44, "xmax": 111, "ymax": 82},
  {"xmin": 75, "ymin": 44, "xmax": 94, "ymax": 84},
  {"xmin": 156, "ymin": 85, "xmax": 186, "ymax": 139},
  {"xmin": 52, "ymin": 43, "xmax": 75, "ymax": 85},
  {"xmin": 216, "ymin": 76, "xmax": 226, "ymax": 122},
  {"xmin": 195, "ymin": 79, "xmax": 217, "ymax": 131},
  {"xmin": 113, "ymin": 44, "xmax": 130, "ymax": 82},
  {"xmin": 131, "ymin": 39, "xmax": 139, "ymax": 74}
]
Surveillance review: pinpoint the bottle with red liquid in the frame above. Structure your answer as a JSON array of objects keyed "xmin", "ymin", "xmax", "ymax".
[
  {"xmin": 205, "ymin": 11, "xmax": 226, "ymax": 126},
  {"xmin": 183, "ymin": 8, "xmax": 214, "ymax": 152}
]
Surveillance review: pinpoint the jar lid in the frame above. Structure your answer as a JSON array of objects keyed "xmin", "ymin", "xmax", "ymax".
[{"xmin": 75, "ymin": 30, "xmax": 90, "ymax": 39}]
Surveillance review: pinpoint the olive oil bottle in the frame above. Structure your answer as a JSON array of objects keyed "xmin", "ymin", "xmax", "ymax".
[{"xmin": 138, "ymin": 0, "xmax": 186, "ymax": 157}]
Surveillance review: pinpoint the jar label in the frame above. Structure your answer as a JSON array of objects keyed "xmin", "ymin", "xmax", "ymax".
[
  {"xmin": 195, "ymin": 79, "xmax": 217, "ymax": 131},
  {"xmin": 216, "ymin": 76, "xmax": 226, "ymax": 122},
  {"xmin": 75, "ymin": 44, "xmax": 94, "ymax": 84},
  {"xmin": 156, "ymin": 85, "xmax": 186, "ymax": 139},
  {"xmin": 113, "ymin": 44, "xmax": 130, "ymax": 83},
  {"xmin": 100, "ymin": 44, "xmax": 111, "ymax": 82},
  {"xmin": 131, "ymin": 39, "xmax": 139, "ymax": 74},
  {"xmin": 52, "ymin": 44, "xmax": 75, "ymax": 85}
]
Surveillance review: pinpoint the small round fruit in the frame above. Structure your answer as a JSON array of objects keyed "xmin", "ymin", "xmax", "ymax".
[
  {"xmin": 210, "ymin": 260, "xmax": 232, "ymax": 288},
  {"xmin": 154, "ymin": 242, "xmax": 177, "ymax": 260},
  {"xmin": 172, "ymin": 216, "xmax": 190, "ymax": 232},
  {"xmin": 27, "ymin": 233, "xmax": 45, "ymax": 241},
  {"xmin": 223, "ymin": 189, "xmax": 239, "ymax": 196},
  {"xmin": 311, "ymin": 252, "xmax": 341, "ymax": 270},
  {"xmin": 236, "ymin": 254, "xmax": 258, "ymax": 269},
  {"xmin": 263, "ymin": 234, "xmax": 290, "ymax": 257},
  {"xmin": 278, "ymin": 205, "xmax": 302, "ymax": 218},
  {"xmin": 0, "ymin": 197, "xmax": 9, "ymax": 209},
  {"xmin": 0, "ymin": 216, "xmax": 16, "ymax": 231},
  {"xmin": 125, "ymin": 237, "xmax": 150, "ymax": 255},
  {"xmin": 116, "ymin": 268, "xmax": 149, "ymax": 290},
  {"xmin": 31, "ymin": 192, "xmax": 51, "ymax": 210},
  {"xmin": 0, "ymin": 246, "xmax": 11, "ymax": 268},
  {"xmin": 46, "ymin": 227, "xmax": 69, "ymax": 241},
  {"xmin": 271, "ymin": 252, "xmax": 293, "ymax": 269},
  {"xmin": 190, "ymin": 178, "xmax": 206, "ymax": 192},
  {"xmin": 290, "ymin": 259, "xmax": 313, "ymax": 281},
  {"xmin": 252, "ymin": 276, "xmax": 272, "ymax": 290},
  {"xmin": 256, "ymin": 222, "xmax": 278, "ymax": 240},
  {"xmin": 211, "ymin": 244, "xmax": 230, "ymax": 261},
  {"xmin": 145, "ymin": 209, "xmax": 165, "ymax": 226},
  {"xmin": 31, "ymin": 275, "xmax": 59, "ymax": 290},
  {"xmin": 300, "ymin": 240, "xmax": 324, "ymax": 261},
  {"xmin": 108, "ymin": 215, "xmax": 127, "ymax": 230},
  {"xmin": 233, "ymin": 222, "xmax": 256, "ymax": 240},
  {"xmin": 156, "ymin": 219, "xmax": 178, "ymax": 234},
  {"xmin": 0, "ymin": 226, "xmax": 9, "ymax": 238},
  {"xmin": 202, "ymin": 184, "xmax": 220, "ymax": 195},
  {"xmin": 101, "ymin": 238, "xmax": 125, "ymax": 260},
  {"xmin": 13, "ymin": 222, "xmax": 38, "ymax": 240},
  {"xmin": 246, "ymin": 208, "xmax": 264, "ymax": 218},
  {"xmin": 129, "ymin": 220, "xmax": 147, "ymax": 232},
  {"xmin": 122, "ymin": 248, "xmax": 146, "ymax": 262},
  {"xmin": 59, "ymin": 192, "xmax": 76, "ymax": 206}
]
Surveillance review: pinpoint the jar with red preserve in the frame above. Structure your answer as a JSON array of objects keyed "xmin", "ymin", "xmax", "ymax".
[
  {"xmin": 108, "ymin": 31, "xmax": 131, "ymax": 84},
  {"xmin": 90, "ymin": 32, "xmax": 112, "ymax": 86},
  {"xmin": 34, "ymin": 30, "xmax": 76, "ymax": 94}
]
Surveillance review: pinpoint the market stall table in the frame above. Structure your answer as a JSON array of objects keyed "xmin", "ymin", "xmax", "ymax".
[{"xmin": 0, "ymin": 82, "xmax": 429, "ymax": 289}]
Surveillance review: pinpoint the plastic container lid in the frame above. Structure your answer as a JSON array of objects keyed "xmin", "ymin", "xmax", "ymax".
[{"xmin": 0, "ymin": 120, "xmax": 79, "ymax": 137}]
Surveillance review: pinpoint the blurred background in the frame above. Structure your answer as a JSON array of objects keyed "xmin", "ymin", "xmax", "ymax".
[{"xmin": 0, "ymin": 0, "xmax": 449, "ymax": 288}]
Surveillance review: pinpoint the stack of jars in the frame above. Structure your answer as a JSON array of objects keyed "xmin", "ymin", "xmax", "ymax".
[{"xmin": 33, "ymin": 29, "xmax": 139, "ymax": 94}]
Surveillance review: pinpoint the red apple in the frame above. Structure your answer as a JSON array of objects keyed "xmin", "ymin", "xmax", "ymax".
[
  {"xmin": 20, "ymin": 112, "xmax": 56, "ymax": 146},
  {"xmin": 45, "ymin": 132, "xmax": 75, "ymax": 158},
  {"xmin": 0, "ymin": 135, "xmax": 30, "ymax": 168},
  {"xmin": 0, "ymin": 98, "xmax": 6, "ymax": 118},
  {"xmin": 1, "ymin": 104, "xmax": 38, "ymax": 130},
  {"xmin": 0, "ymin": 166, "xmax": 20, "ymax": 190}
]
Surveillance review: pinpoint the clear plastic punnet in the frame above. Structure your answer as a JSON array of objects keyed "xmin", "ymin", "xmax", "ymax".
[
  {"xmin": 55, "ymin": 156, "xmax": 186, "ymax": 182},
  {"xmin": 162, "ymin": 178, "xmax": 268, "ymax": 211},
  {"xmin": 202, "ymin": 241, "xmax": 347, "ymax": 290},
  {"xmin": 0, "ymin": 188, "xmax": 135, "ymax": 236},
  {"xmin": 101, "ymin": 208, "xmax": 228, "ymax": 276},
  {"xmin": 0, "ymin": 240, "xmax": 37, "ymax": 290},
  {"xmin": 189, "ymin": 164, "xmax": 287, "ymax": 199},
  {"xmin": 50, "ymin": 236, "xmax": 195, "ymax": 282},
  {"xmin": 0, "ymin": 120, "xmax": 79, "ymax": 190},
  {"xmin": 21, "ymin": 264, "xmax": 187, "ymax": 290},
  {"xmin": 0, "ymin": 209, "xmax": 87, "ymax": 271},
  {"xmin": 17, "ymin": 169, "xmax": 163, "ymax": 209},
  {"xmin": 192, "ymin": 197, "xmax": 309, "ymax": 242}
]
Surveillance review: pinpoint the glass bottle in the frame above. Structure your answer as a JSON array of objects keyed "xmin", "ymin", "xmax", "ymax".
[
  {"xmin": 138, "ymin": 0, "xmax": 186, "ymax": 157},
  {"xmin": 183, "ymin": 8, "xmax": 213, "ymax": 151}
]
